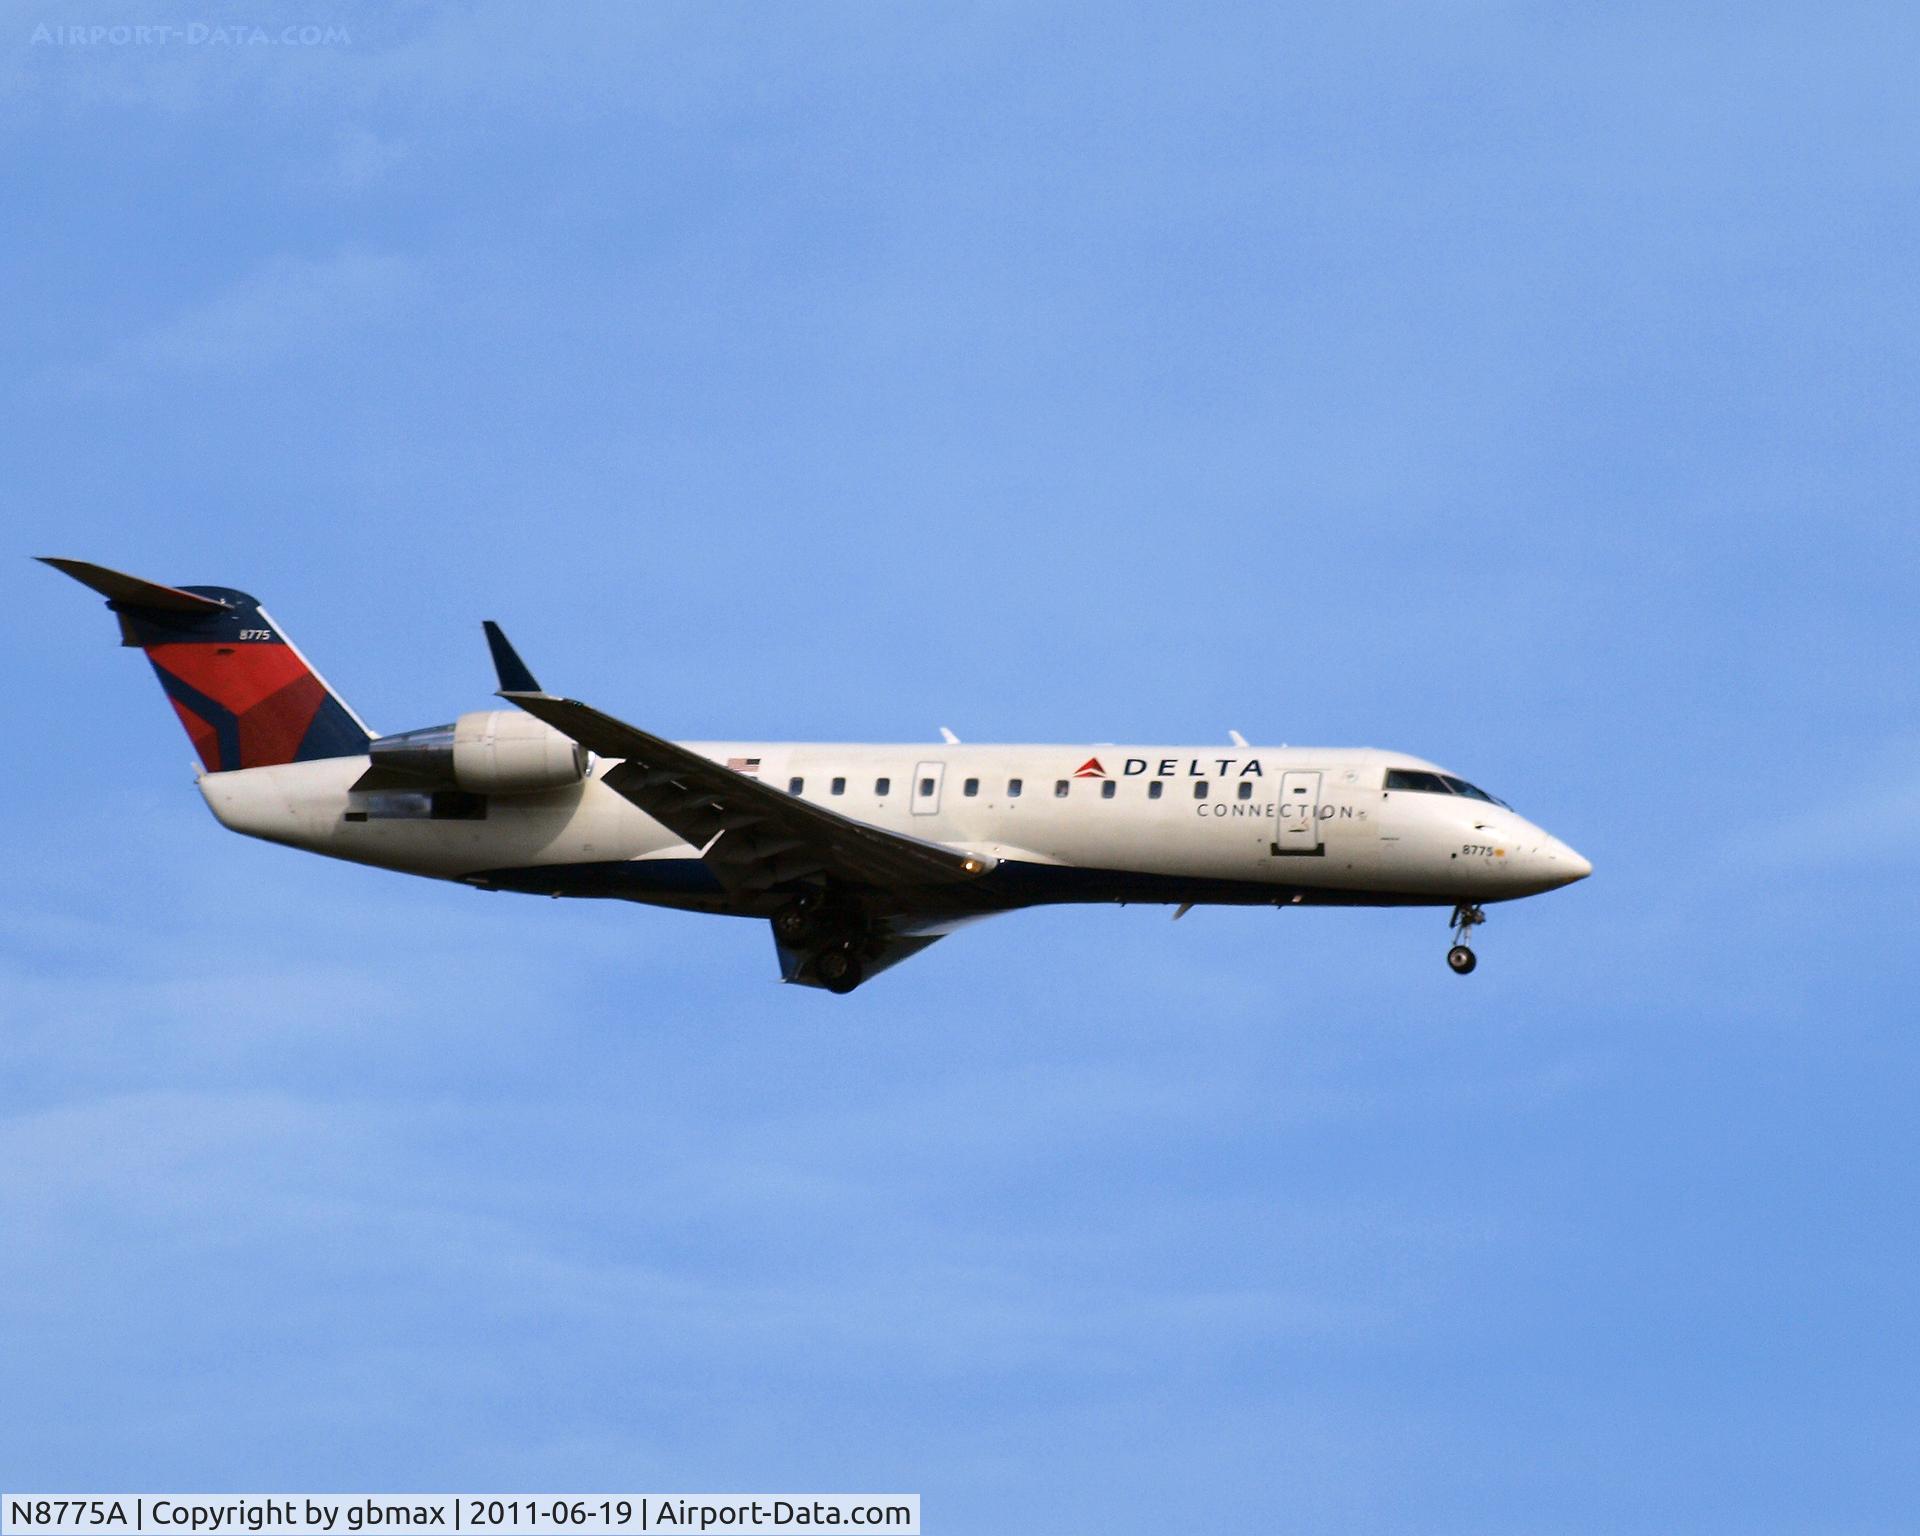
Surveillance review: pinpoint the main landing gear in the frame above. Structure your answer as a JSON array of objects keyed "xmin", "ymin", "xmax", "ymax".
[
  {"xmin": 773, "ymin": 895, "xmax": 824, "ymax": 946},
  {"xmin": 1447, "ymin": 902, "xmax": 1485, "ymax": 975},
  {"xmin": 775, "ymin": 895, "xmax": 869, "ymax": 994},
  {"xmin": 813, "ymin": 941, "xmax": 865, "ymax": 995}
]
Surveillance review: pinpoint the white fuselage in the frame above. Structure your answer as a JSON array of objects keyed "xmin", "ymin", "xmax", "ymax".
[{"xmin": 195, "ymin": 742, "xmax": 1591, "ymax": 913}]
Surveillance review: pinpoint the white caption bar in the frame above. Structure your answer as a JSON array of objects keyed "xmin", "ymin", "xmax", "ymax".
[{"xmin": 3, "ymin": 1498, "xmax": 919, "ymax": 1536}]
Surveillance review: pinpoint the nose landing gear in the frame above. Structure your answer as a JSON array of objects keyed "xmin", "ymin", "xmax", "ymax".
[{"xmin": 1447, "ymin": 902, "xmax": 1484, "ymax": 975}]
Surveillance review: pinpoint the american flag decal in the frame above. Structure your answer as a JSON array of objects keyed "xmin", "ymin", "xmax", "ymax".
[{"xmin": 726, "ymin": 756, "xmax": 762, "ymax": 775}]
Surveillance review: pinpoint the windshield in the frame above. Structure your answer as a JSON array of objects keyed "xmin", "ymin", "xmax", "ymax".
[
  {"xmin": 1440, "ymin": 775, "xmax": 1508, "ymax": 807},
  {"xmin": 1384, "ymin": 767, "xmax": 1511, "ymax": 809}
]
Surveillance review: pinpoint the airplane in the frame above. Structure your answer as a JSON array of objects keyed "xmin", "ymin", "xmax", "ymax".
[{"xmin": 41, "ymin": 558, "xmax": 1591, "ymax": 993}]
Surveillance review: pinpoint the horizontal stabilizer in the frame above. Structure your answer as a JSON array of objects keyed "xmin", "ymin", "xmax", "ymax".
[{"xmin": 37, "ymin": 557, "xmax": 231, "ymax": 613}]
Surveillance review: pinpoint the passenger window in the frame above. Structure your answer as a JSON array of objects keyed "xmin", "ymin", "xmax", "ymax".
[
  {"xmin": 1193, "ymin": 781, "xmax": 1208, "ymax": 799},
  {"xmin": 1055, "ymin": 780, "xmax": 1069, "ymax": 797},
  {"xmin": 875, "ymin": 777, "xmax": 890, "ymax": 796},
  {"xmin": 1237, "ymin": 781, "xmax": 1253, "ymax": 801},
  {"xmin": 1148, "ymin": 782, "xmax": 1163, "ymax": 800},
  {"xmin": 831, "ymin": 776, "xmax": 846, "ymax": 796},
  {"xmin": 1101, "ymin": 780, "xmax": 1116, "ymax": 799},
  {"xmin": 964, "ymin": 778, "xmax": 979, "ymax": 797},
  {"xmin": 1009, "ymin": 778, "xmax": 1023, "ymax": 798},
  {"xmin": 919, "ymin": 777, "xmax": 935, "ymax": 797},
  {"xmin": 788, "ymin": 777, "xmax": 804, "ymax": 796}
]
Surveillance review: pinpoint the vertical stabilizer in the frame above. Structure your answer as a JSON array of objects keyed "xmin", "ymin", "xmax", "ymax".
[{"xmin": 40, "ymin": 557, "xmax": 373, "ymax": 772}]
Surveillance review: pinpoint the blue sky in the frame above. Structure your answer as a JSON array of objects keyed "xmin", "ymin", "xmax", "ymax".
[{"xmin": 4, "ymin": 2, "xmax": 1918, "ymax": 1529}]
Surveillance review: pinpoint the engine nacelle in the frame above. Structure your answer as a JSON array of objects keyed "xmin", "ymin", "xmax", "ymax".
[
  {"xmin": 453, "ymin": 709, "xmax": 590, "ymax": 793},
  {"xmin": 368, "ymin": 710, "xmax": 588, "ymax": 795}
]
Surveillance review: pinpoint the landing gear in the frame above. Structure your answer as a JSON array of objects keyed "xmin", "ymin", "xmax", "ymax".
[
  {"xmin": 773, "ymin": 896, "xmax": 824, "ymax": 946},
  {"xmin": 1446, "ymin": 902, "xmax": 1485, "ymax": 976},
  {"xmin": 814, "ymin": 942, "xmax": 865, "ymax": 994},
  {"xmin": 774, "ymin": 891, "xmax": 870, "ymax": 993}
]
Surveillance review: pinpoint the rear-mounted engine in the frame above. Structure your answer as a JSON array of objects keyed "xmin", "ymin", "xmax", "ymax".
[{"xmin": 365, "ymin": 709, "xmax": 589, "ymax": 794}]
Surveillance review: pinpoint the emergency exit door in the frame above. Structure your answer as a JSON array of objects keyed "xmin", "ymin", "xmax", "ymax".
[
  {"xmin": 1272, "ymin": 770, "xmax": 1324, "ymax": 855},
  {"xmin": 911, "ymin": 760, "xmax": 945, "ymax": 815}
]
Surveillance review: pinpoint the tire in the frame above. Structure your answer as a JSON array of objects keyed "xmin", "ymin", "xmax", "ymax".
[
  {"xmin": 774, "ymin": 901, "xmax": 821, "ymax": 945},
  {"xmin": 815, "ymin": 946, "xmax": 863, "ymax": 994},
  {"xmin": 1447, "ymin": 944, "xmax": 1477, "ymax": 975}
]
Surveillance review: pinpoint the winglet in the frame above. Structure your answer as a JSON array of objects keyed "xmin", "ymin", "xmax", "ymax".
[
  {"xmin": 37, "ymin": 556, "xmax": 231, "ymax": 613},
  {"xmin": 482, "ymin": 621, "xmax": 543, "ymax": 695}
]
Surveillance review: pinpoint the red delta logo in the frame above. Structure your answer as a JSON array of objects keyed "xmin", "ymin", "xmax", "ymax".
[{"xmin": 1072, "ymin": 757, "xmax": 1108, "ymax": 778}]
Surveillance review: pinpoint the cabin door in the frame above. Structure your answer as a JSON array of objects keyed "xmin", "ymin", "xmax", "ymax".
[{"xmin": 1272, "ymin": 770, "xmax": 1324, "ymax": 856}]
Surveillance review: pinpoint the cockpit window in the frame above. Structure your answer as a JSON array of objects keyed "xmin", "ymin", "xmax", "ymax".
[
  {"xmin": 1385, "ymin": 767, "xmax": 1511, "ymax": 807},
  {"xmin": 1440, "ymin": 774, "xmax": 1507, "ymax": 807}
]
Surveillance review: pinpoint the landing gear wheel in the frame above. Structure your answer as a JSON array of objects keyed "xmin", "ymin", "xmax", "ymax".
[
  {"xmin": 1446, "ymin": 902, "xmax": 1485, "ymax": 976},
  {"xmin": 815, "ymin": 944, "xmax": 864, "ymax": 994},
  {"xmin": 774, "ymin": 898, "xmax": 823, "ymax": 946}
]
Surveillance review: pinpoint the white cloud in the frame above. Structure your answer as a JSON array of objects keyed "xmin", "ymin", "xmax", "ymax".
[
  {"xmin": 59, "ymin": 247, "xmax": 419, "ymax": 388},
  {"xmin": 1727, "ymin": 758, "xmax": 1920, "ymax": 871},
  {"xmin": 325, "ymin": 124, "xmax": 413, "ymax": 190}
]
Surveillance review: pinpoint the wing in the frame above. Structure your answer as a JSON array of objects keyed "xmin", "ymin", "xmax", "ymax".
[{"xmin": 499, "ymin": 690, "xmax": 996, "ymax": 909}]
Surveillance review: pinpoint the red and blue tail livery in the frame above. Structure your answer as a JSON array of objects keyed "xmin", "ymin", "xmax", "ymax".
[{"xmin": 40, "ymin": 557, "xmax": 371, "ymax": 772}]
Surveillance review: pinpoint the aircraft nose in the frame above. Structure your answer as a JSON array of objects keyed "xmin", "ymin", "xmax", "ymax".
[{"xmin": 1544, "ymin": 837, "xmax": 1592, "ymax": 885}]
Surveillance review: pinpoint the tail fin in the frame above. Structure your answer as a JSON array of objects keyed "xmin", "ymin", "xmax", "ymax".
[{"xmin": 41, "ymin": 557, "xmax": 373, "ymax": 773}]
